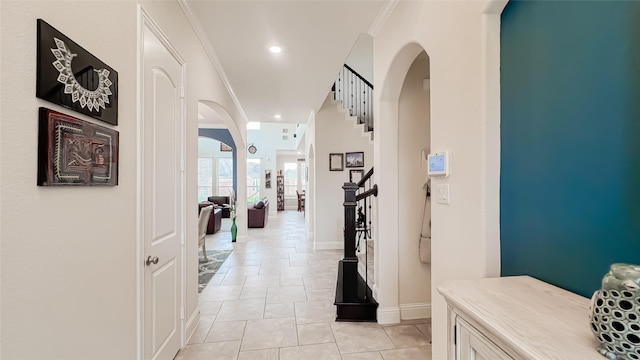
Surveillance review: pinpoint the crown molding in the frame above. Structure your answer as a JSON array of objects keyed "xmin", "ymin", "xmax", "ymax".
[
  {"xmin": 177, "ymin": 0, "xmax": 250, "ymax": 127},
  {"xmin": 368, "ymin": 0, "xmax": 400, "ymax": 37}
]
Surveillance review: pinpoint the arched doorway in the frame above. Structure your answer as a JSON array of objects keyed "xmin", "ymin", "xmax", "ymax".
[
  {"xmin": 198, "ymin": 100, "xmax": 248, "ymax": 241},
  {"xmin": 372, "ymin": 3, "xmax": 505, "ymax": 358},
  {"xmin": 397, "ymin": 51, "xmax": 431, "ymax": 321},
  {"xmin": 374, "ymin": 42, "xmax": 429, "ymax": 325}
]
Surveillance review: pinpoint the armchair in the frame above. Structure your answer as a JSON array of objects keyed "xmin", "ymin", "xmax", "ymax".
[{"xmin": 198, "ymin": 205, "xmax": 213, "ymax": 260}]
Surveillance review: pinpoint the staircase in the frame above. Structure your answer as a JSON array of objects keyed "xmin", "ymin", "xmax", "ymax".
[{"xmin": 333, "ymin": 64, "xmax": 374, "ymax": 140}]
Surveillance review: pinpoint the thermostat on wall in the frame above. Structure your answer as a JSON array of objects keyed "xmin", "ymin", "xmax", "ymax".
[{"xmin": 427, "ymin": 152, "xmax": 449, "ymax": 177}]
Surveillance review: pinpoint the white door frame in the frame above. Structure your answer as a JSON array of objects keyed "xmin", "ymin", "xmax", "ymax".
[{"xmin": 136, "ymin": 6, "xmax": 188, "ymax": 359}]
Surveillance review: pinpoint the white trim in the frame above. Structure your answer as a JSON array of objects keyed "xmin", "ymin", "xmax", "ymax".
[
  {"xmin": 400, "ymin": 303, "xmax": 432, "ymax": 320},
  {"xmin": 314, "ymin": 241, "xmax": 344, "ymax": 250},
  {"xmin": 367, "ymin": 0, "xmax": 400, "ymax": 37},
  {"xmin": 377, "ymin": 306, "xmax": 401, "ymax": 325},
  {"xmin": 137, "ymin": 6, "xmax": 187, "ymax": 359},
  {"xmin": 306, "ymin": 231, "xmax": 315, "ymax": 240},
  {"xmin": 235, "ymin": 235, "xmax": 249, "ymax": 243},
  {"xmin": 184, "ymin": 309, "xmax": 200, "ymax": 345},
  {"xmin": 136, "ymin": 6, "xmax": 143, "ymax": 359}
]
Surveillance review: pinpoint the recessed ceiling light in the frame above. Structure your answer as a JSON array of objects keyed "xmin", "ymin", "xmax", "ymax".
[
  {"xmin": 274, "ymin": 114, "xmax": 282, "ymax": 119},
  {"xmin": 269, "ymin": 45, "xmax": 282, "ymax": 54}
]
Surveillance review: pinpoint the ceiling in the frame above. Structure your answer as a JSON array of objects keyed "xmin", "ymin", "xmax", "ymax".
[{"xmin": 184, "ymin": 0, "xmax": 386, "ymax": 125}]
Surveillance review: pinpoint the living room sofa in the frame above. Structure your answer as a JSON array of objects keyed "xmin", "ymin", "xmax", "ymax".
[
  {"xmin": 248, "ymin": 197, "xmax": 269, "ymax": 228},
  {"xmin": 207, "ymin": 196, "xmax": 231, "ymax": 218}
]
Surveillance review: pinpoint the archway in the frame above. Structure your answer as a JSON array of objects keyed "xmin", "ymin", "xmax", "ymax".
[
  {"xmin": 373, "ymin": 42, "xmax": 429, "ymax": 325},
  {"xmin": 397, "ymin": 51, "xmax": 431, "ymax": 321},
  {"xmin": 373, "ymin": 2, "xmax": 505, "ymax": 358},
  {"xmin": 198, "ymin": 100, "xmax": 248, "ymax": 241}
]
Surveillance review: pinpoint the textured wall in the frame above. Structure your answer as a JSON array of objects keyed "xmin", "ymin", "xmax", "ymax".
[{"xmin": 501, "ymin": 0, "xmax": 640, "ymax": 297}]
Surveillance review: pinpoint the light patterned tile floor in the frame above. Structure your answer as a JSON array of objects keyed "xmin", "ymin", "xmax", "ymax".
[{"xmin": 176, "ymin": 210, "xmax": 431, "ymax": 360}]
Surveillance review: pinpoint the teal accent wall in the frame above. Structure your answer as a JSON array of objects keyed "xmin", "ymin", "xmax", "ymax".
[{"xmin": 500, "ymin": 0, "xmax": 640, "ymax": 297}]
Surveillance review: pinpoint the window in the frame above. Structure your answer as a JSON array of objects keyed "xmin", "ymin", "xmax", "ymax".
[
  {"xmin": 198, "ymin": 157, "xmax": 213, "ymax": 202},
  {"xmin": 284, "ymin": 162, "xmax": 297, "ymax": 197},
  {"xmin": 217, "ymin": 157, "xmax": 233, "ymax": 196},
  {"xmin": 247, "ymin": 158, "xmax": 261, "ymax": 203}
]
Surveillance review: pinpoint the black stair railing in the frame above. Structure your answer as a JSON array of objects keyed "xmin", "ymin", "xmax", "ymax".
[
  {"xmin": 355, "ymin": 168, "xmax": 375, "ymax": 289},
  {"xmin": 335, "ymin": 167, "xmax": 378, "ymax": 322},
  {"xmin": 333, "ymin": 64, "xmax": 374, "ymax": 132}
]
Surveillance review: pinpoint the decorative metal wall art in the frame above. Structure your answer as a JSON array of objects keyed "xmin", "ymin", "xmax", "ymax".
[
  {"xmin": 38, "ymin": 108, "xmax": 119, "ymax": 186},
  {"xmin": 36, "ymin": 19, "xmax": 118, "ymax": 125}
]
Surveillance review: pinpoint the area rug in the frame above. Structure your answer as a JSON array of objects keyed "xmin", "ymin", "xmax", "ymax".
[{"xmin": 199, "ymin": 249, "xmax": 233, "ymax": 293}]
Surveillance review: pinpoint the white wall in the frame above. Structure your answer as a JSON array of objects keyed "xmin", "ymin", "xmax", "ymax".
[
  {"xmin": 314, "ymin": 95, "xmax": 374, "ymax": 250},
  {"xmin": 294, "ymin": 124, "xmax": 307, "ymax": 150},
  {"xmin": 306, "ymin": 111, "xmax": 317, "ymax": 239},
  {"xmin": 373, "ymin": 0, "xmax": 505, "ymax": 358},
  {"xmin": 397, "ymin": 52, "xmax": 431, "ymax": 318},
  {"xmin": 0, "ymin": 1, "xmax": 249, "ymax": 358},
  {"xmin": 345, "ymin": 33, "xmax": 374, "ymax": 82},
  {"xmin": 1, "ymin": 2, "xmax": 138, "ymax": 359},
  {"xmin": 247, "ymin": 122, "xmax": 298, "ymax": 210}
]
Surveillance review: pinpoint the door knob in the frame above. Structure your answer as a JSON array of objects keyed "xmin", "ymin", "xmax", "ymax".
[{"xmin": 145, "ymin": 256, "xmax": 159, "ymax": 266}]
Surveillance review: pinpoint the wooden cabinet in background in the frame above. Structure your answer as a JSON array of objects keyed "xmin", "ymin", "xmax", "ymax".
[{"xmin": 277, "ymin": 175, "xmax": 284, "ymax": 211}]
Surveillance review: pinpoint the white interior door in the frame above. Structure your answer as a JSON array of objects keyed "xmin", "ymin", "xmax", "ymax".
[{"xmin": 142, "ymin": 21, "xmax": 185, "ymax": 360}]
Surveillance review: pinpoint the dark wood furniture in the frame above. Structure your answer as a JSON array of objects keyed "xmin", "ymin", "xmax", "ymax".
[
  {"xmin": 277, "ymin": 175, "xmax": 284, "ymax": 211},
  {"xmin": 207, "ymin": 196, "xmax": 231, "ymax": 218}
]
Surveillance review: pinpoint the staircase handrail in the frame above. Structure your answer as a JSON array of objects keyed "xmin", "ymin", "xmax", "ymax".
[
  {"xmin": 343, "ymin": 63, "xmax": 373, "ymax": 89},
  {"xmin": 333, "ymin": 64, "xmax": 374, "ymax": 132},
  {"xmin": 357, "ymin": 167, "xmax": 374, "ymax": 188}
]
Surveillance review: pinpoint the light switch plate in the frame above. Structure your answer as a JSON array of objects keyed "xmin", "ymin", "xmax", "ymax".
[{"xmin": 436, "ymin": 184, "xmax": 450, "ymax": 205}]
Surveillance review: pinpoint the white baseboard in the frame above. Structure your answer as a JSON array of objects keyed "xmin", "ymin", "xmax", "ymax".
[
  {"xmin": 184, "ymin": 308, "xmax": 199, "ymax": 345},
  {"xmin": 306, "ymin": 231, "xmax": 315, "ymax": 240},
  {"xmin": 400, "ymin": 303, "xmax": 431, "ymax": 320},
  {"xmin": 314, "ymin": 241, "xmax": 343, "ymax": 250},
  {"xmin": 377, "ymin": 306, "xmax": 401, "ymax": 324}
]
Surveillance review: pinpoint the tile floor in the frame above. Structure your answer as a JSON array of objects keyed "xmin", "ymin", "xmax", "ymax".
[{"xmin": 177, "ymin": 210, "xmax": 432, "ymax": 360}]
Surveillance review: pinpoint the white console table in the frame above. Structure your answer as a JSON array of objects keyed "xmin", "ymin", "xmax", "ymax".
[{"xmin": 438, "ymin": 276, "xmax": 603, "ymax": 359}]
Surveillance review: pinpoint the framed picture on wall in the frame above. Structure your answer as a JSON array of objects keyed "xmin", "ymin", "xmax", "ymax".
[
  {"xmin": 349, "ymin": 169, "xmax": 364, "ymax": 183},
  {"xmin": 329, "ymin": 153, "xmax": 344, "ymax": 171},
  {"xmin": 345, "ymin": 152, "xmax": 364, "ymax": 168},
  {"xmin": 220, "ymin": 142, "xmax": 232, "ymax": 152},
  {"xmin": 38, "ymin": 107, "xmax": 119, "ymax": 186},
  {"xmin": 265, "ymin": 170, "xmax": 272, "ymax": 188}
]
